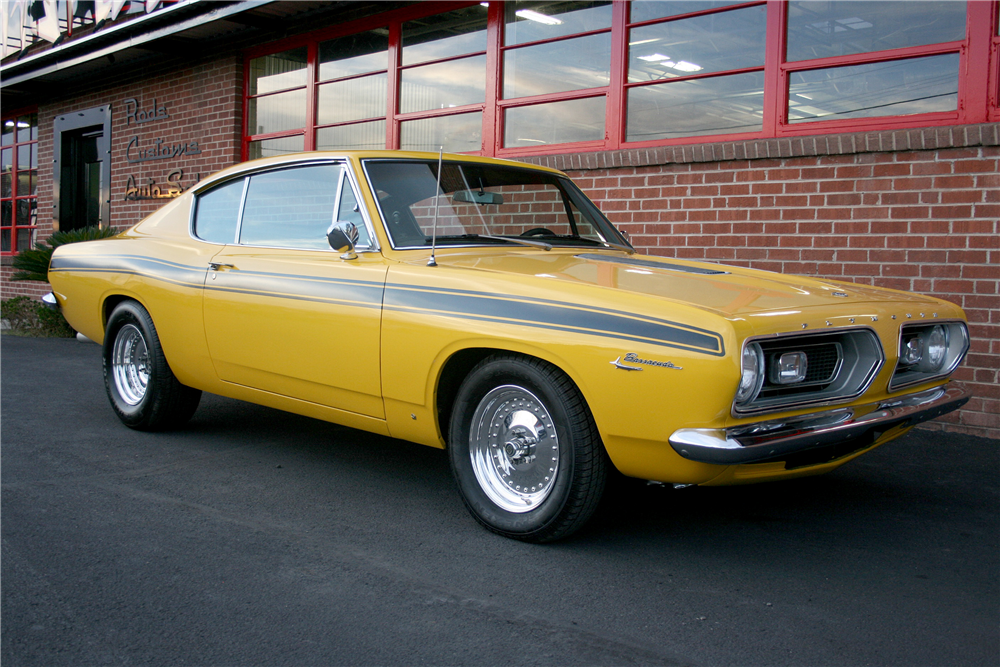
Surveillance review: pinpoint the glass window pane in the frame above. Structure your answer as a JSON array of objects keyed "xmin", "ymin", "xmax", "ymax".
[
  {"xmin": 505, "ymin": 97, "xmax": 605, "ymax": 147},
  {"xmin": 400, "ymin": 55, "xmax": 487, "ymax": 113},
  {"xmin": 195, "ymin": 178, "xmax": 245, "ymax": 244},
  {"xmin": 247, "ymin": 135, "xmax": 305, "ymax": 160},
  {"xmin": 630, "ymin": 1, "xmax": 748, "ymax": 23},
  {"xmin": 402, "ymin": 6, "xmax": 488, "ymax": 66},
  {"xmin": 16, "ymin": 143, "xmax": 33, "ymax": 170},
  {"xmin": 1, "ymin": 147, "xmax": 10, "ymax": 198},
  {"xmin": 628, "ymin": 5, "xmax": 767, "ymax": 82},
  {"xmin": 504, "ymin": 2, "xmax": 612, "ymax": 45},
  {"xmin": 1, "ymin": 120, "xmax": 12, "ymax": 146},
  {"xmin": 504, "ymin": 33, "xmax": 611, "ymax": 98},
  {"xmin": 318, "ymin": 74, "xmax": 387, "ymax": 125},
  {"xmin": 17, "ymin": 114, "xmax": 36, "ymax": 143},
  {"xmin": 319, "ymin": 29, "xmax": 389, "ymax": 80},
  {"xmin": 400, "ymin": 112, "xmax": 483, "ymax": 152},
  {"xmin": 787, "ymin": 54, "xmax": 959, "ymax": 123},
  {"xmin": 1, "ymin": 228, "xmax": 9, "ymax": 252},
  {"xmin": 16, "ymin": 225, "xmax": 34, "ymax": 251},
  {"xmin": 316, "ymin": 120, "xmax": 387, "ymax": 150},
  {"xmin": 249, "ymin": 47, "xmax": 308, "ymax": 95},
  {"xmin": 16, "ymin": 198, "xmax": 35, "ymax": 226},
  {"xmin": 627, "ymin": 72, "xmax": 765, "ymax": 141},
  {"xmin": 28, "ymin": 170, "xmax": 37, "ymax": 196},
  {"xmin": 1, "ymin": 201, "xmax": 11, "ymax": 226},
  {"xmin": 336, "ymin": 178, "xmax": 372, "ymax": 248},
  {"xmin": 787, "ymin": 1, "xmax": 967, "ymax": 62},
  {"xmin": 248, "ymin": 89, "xmax": 307, "ymax": 136},
  {"xmin": 240, "ymin": 165, "xmax": 341, "ymax": 249}
]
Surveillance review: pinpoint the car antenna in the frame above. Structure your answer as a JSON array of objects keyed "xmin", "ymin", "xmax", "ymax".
[{"xmin": 427, "ymin": 147, "xmax": 443, "ymax": 267}]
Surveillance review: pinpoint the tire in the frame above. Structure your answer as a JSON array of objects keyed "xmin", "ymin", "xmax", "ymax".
[
  {"xmin": 448, "ymin": 354, "xmax": 607, "ymax": 542},
  {"xmin": 103, "ymin": 300, "xmax": 201, "ymax": 431}
]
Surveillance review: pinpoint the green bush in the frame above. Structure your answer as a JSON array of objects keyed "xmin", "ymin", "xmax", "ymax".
[
  {"xmin": 10, "ymin": 225, "xmax": 120, "ymax": 282},
  {"xmin": 1, "ymin": 295, "xmax": 75, "ymax": 337}
]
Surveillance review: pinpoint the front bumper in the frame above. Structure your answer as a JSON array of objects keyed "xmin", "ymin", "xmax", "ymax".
[{"xmin": 669, "ymin": 385, "xmax": 969, "ymax": 466}]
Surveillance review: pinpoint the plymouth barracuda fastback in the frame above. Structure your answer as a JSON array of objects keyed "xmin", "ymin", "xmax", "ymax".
[{"xmin": 46, "ymin": 151, "xmax": 970, "ymax": 541}]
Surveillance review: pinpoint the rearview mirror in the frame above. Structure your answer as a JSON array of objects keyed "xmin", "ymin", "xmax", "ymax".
[
  {"xmin": 327, "ymin": 221, "xmax": 360, "ymax": 260},
  {"xmin": 453, "ymin": 190, "xmax": 504, "ymax": 205}
]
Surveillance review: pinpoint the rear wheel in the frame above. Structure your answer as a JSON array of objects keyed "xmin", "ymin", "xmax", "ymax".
[
  {"xmin": 449, "ymin": 354, "xmax": 606, "ymax": 542},
  {"xmin": 103, "ymin": 300, "xmax": 201, "ymax": 431}
]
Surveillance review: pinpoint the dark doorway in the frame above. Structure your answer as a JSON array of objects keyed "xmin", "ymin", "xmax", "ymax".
[
  {"xmin": 53, "ymin": 105, "xmax": 111, "ymax": 233},
  {"xmin": 59, "ymin": 126, "xmax": 104, "ymax": 231}
]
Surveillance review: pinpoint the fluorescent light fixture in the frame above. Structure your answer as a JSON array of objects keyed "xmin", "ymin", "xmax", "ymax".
[
  {"xmin": 515, "ymin": 9, "xmax": 563, "ymax": 25},
  {"xmin": 671, "ymin": 60, "xmax": 703, "ymax": 72},
  {"xmin": 638, "ymin": 53, "xmax": 670, "ymax": 62}
]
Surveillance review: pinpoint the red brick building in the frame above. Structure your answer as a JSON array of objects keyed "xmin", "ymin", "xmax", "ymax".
[{"xmin": 2, "ymin": 1, "xmax": 997, "ymax": 437}]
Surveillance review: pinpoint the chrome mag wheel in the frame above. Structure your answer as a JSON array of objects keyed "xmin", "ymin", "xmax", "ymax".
[
  {"xmin": 468, "ymin": 384, "xmax": 560, "ymax": 513},
  {"xmin": 111, "ymin": 323, "xmax": 150, "ymax": 406}
]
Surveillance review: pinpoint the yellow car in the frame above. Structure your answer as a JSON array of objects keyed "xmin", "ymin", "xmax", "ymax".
[{"xmin": 46, "ymin": 151, "xmax": 970, "ymax": 542}]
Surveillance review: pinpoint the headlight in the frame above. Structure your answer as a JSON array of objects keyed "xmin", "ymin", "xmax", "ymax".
[
  {"xmin": 920, "ymin": 324, "xmax": 948, "ymax": 372},
  {"xmin": 736, "ymin": 342, "xmax": 764, "ymax": 405},
  {"xmin": 890, "ymin": 321, "xmax": 969, "ymax": 391}
]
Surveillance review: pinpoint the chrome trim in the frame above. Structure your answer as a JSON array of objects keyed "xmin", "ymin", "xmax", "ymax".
[
  {"xmin": 42, "ymin": 292, "xmax": 60, "ymax": 311},
  {"xmin": 672, "ymin": 385, "xmax": 969, "ymax": 465}
]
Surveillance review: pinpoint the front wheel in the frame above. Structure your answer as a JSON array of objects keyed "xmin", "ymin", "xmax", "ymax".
[
  {"xmin": 103, "ymin": 300, "xmax": 201, "ymax": 431},
  {"xmin": 449, "ymin": 354, "xmax": 606, "ymax": 542}
]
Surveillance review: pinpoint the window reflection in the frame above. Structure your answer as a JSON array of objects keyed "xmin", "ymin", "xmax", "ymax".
[
  {"xmin": 504, "ymin": 32, "xmax": 611, "ymax": 98},
  {"xmin": 630, "ymin": 1, "xmax": 748, "ymax": 24},
  {"xmin": 505, "ymin": 97, "xmax": 605, "ymax": 147},
  {"xmin": 317, "ymin": 121, "xmax": 387, "ymax": 150},
  {"xmin": 248, "ymin": 89, "xmax": 307, "ymax": 136},
  {"xmin": 628, "ymin": 6, "xmax": 766, "ymax": 82},
  {"xmin": 787, "ymin": 1, "xmax": 966, "ymax": 62},
  {"xmin": 788, "ymin": 54, "xmax": 959, "ymax": 123},
  {"xmin": 400, "ymin": 55, "xmax": 487, "ymax": 113},
  {"xmin": 318, "ymin": 75, "xmax": 387, "ymax": 125},
  {"xmin": 249, "ymin": 48, "xmax": 307, "ymax": 95},
  {"xmin": 248, "ymin": 135, "xmax": 304, "ymax": 160},
  {"xmin": 319, "ymin": 29, "xmax": 389, "ymax": 80},
  {"xmin": 401, "ymin": 112, "xmax": 483, "ymax": 152},
  {"xmin": 504, "ymin": 1, "xmax": 612, "ymax": 45},
  {"xmin": 402, "ymin": 6, "xmax": 488, "ymax": 65},
  {"xmin": 627, "ymin": 73, "xmax": 764, "ymax": 141}
]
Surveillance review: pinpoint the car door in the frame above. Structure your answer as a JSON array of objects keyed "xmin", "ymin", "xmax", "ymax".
[{"xmin": 200, "ymin": 162, "xmax": 388, "ymax": 419}]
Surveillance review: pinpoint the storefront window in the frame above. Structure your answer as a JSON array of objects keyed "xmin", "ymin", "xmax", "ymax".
[
  {"xmin": 1, "ymin": 112, "xmax": 38, "ymax": 254},
  {"xmin": 241, "ymin": 1, "xmax": 997, "ymax": 158},
  {"xmin": 786, "ymin": 1, "xmax": 966, "ymax": 62},
  {"xmin": 788, "ymin": 54, "xmax": 959, "ymax": 123}
]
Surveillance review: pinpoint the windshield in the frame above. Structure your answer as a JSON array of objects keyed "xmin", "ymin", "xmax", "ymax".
[{"xmin": 362, "ymin": 159, "xmax": 629, "ymax": 250}]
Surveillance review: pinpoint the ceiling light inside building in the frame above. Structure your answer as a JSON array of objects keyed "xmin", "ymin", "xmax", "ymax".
[{"xmin": 515, "ymin": 9, "xmax": 563, "ymax": 25}]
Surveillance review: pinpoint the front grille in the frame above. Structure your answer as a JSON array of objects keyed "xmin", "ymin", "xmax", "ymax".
[{"xmin": 734, "ymin": 328, "xmax": 884, "ymax": 416}]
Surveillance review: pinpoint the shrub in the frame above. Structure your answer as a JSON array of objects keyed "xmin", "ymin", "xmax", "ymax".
[
  {"xmin": 10, "ymin": 225, "xmax": 120, "ymax": 282},
  {"xmin": 1, "ymin": 295, "xmax": 75, "ymax": 337}
]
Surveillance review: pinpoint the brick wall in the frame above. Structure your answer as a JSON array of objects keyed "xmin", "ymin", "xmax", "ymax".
[
  {"xmin": 1, "ymin": 55, "xmax": 243, "ymax": 299},
  {"xmin": 528, "ymin": 124, "xmax": 999, "ymax": 439}
]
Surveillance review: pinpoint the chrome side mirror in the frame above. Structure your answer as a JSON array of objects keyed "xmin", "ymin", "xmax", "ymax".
[{"xmin": 327, "ymin": 221, "xmax": 359, "ymax": 260}]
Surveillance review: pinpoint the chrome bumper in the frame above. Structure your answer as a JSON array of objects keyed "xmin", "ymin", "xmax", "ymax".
[
  {"xmin": 669, "ymin": 385, "xmax": 970, "ymax": 466},
  {"xmin": 42, "ymin": 292, "xmax": 60, "ymax": 311}
]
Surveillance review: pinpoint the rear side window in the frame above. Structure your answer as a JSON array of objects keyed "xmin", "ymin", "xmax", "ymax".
[
  {"xmin": 239, "ymin": 165, "xmax": 340, "ymax": 249},
  {"xmin": 194, "ymin": 178, "xmax": 245, "ymax": 244}
]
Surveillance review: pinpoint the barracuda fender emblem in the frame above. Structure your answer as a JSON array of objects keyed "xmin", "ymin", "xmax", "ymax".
[{"xmin": 611, "ymin": 353, "xmax": 683, "ymax": 371}]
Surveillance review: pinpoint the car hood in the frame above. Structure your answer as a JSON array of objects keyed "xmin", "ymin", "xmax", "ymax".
[{"xmin": 437, "ymin": 250, "xmax": 941, "ymax": 318}]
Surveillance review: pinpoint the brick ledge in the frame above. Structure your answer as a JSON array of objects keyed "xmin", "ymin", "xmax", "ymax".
[{"xmin": 521, "ymin": 123, "xmax": 1000, "ymax": 172}]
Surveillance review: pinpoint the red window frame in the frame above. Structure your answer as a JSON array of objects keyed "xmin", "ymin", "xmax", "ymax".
[
  {"xmin": 242, "ymin": 1, "xmax": 1000, "ymax": 160},
  {"xmin": 1, "ymin": 108, "xmax": 39, "ymax": 257}
]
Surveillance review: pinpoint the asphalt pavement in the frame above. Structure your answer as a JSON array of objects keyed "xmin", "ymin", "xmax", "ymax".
[{"xmin": 2, "ymin": 334, "xmax": 997, "ymax": 666}]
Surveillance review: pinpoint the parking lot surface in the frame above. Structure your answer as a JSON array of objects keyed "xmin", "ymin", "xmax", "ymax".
[{"xmin": 2, "ymin": 335, "xmax": 997, "ymax": 666}]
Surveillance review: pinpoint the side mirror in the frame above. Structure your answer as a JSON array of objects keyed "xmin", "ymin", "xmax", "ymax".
[{"xmin": 327, "ymin": 221, "xmax": 360, "ymax": 260}]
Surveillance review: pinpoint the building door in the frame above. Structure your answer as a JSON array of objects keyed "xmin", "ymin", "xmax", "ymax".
[{"xmin": 59, "ymin": 127, "xmax": 103, "ymax": 230}]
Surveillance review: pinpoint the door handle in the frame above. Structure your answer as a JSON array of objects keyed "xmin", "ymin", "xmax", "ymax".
[{"xmin": 208, "ymin": 262, "xmax": 236, "ymax": 271}]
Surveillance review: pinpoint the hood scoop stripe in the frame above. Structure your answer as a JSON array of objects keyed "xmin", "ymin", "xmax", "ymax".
[{"xmin": 576, "ymin": 254, "xmax": 729, "ymax": 275}]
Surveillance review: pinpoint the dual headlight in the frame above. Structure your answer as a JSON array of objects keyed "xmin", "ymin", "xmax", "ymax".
[
  {"xmin": 735, "ymin": 342, "xmax": 811, "ymax": 407},
  {"xmin": 890, "ymin": 321, "xmax": 969, "ymax": 390}
]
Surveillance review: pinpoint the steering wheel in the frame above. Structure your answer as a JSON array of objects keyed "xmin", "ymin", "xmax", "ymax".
[{"xmin": 520, "ymin": 227, "xmax": 555, "ymax": 237}]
